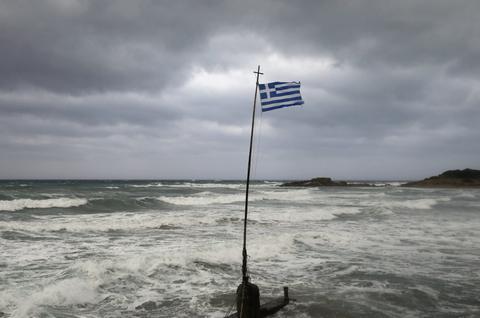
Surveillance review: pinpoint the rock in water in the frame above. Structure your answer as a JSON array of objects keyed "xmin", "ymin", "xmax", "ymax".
[
  {"xmin": 135, "ymin": 300, "xmax": 158, "ymax": 311},
  {"xmin": 403, "ymin": 168, "xmax": 480, "ymax": 187},
  {"xmin": 281, "ymin": 177, "xmax": 348, "ymax": 187},
  {"xmin": 281, "ymin": 177, "xmax": 374, "ymax": 187}
]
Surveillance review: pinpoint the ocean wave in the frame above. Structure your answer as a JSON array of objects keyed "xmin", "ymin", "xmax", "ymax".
[
  {"xmin": 326, "ymin": 192, "xmax": 387, "ymax": 199},
  {"xmin": 385, "ymin": 198, "xmax": 447, "ymax": 210},
  {"xmin": 129, "ymin": 183, "xmax": 164, "ymax": 188},
  {"xmin": 167, "ymin": 182, "xmax": 244, "ymax": 189},
  {"xmin": 0, "ymin": 198, "xmax": 88, "ymax": 212},
  {"xmin": 455, "ymin": 191, "xmax": 477, "ymax": 199},
  {"xmin": 255, "ymin": 188, "xmax": 314, "ymax": 202},
  {"xmin": 156, "ymin": 188, "xmax": 314, "ymax": 206},
  {"xmin": 0, "ymin": 212, "xmax": 193, "ymax": 233},
  {"xmin": 157, "ymin": 192, "xmax": 245, "ymax": 205},
  {"xmin": 7, "ymin": 277, "xmax": 99, "ymax": 318},
  {"xmin": 128, "ymin": 182, "xmax": 244, "ymax": 189},
  {"xmin": 252, "ymin": 205, "xmax": 363, "ymax": 223},
  {"xmin": 263, "ymin": 181, "xmax": 282, "ymax": 185},
  {"xmin": 371, "ymin": 181, "xmax": 407, "ymax": 187},
  {"xmin": 156, "ymin": 188, "xmax": 319, "ymax": 206}
]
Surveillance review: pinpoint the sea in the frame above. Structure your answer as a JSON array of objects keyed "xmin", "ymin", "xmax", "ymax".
[{"xmin": 0, "ymin": 180, "xmax": 479, "ymax": 318}]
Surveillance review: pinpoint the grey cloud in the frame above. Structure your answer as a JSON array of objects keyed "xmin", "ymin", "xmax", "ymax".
[
  {"xmin": 1, "ymin": 0, "xmax": 479, "ymax": 179},
  {"xmin": 0, "ymin": 90, "xmax": 180, "ymax": 127},
  {"xmin": 0, "ymin": 0, "xmax": 235, "ymax": 93},
  {"xmin": 2, "ymin": 0, "xmax": 479, "ymax": 93}
]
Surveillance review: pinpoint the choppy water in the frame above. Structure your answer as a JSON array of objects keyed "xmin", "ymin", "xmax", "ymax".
[{"xmin": 0, "ymin": 180, "xmax": 479, "ymax": 318}]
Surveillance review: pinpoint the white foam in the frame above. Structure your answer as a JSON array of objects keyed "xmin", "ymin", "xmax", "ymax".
[
  {"xmin": 386, "ymin": 198, "xmax": 444, "ymax": 210},
  {"xmin": 158, "ymin": 188, "xmax": 318, "ymax": 206},
  {"xmin": 386, "ymin": 181, "xmax": 408, "ymax": 187},
  {"xmin": 129, "ymin": 182, "xmax": 244, "ymax": 189},
  {"xmin": 456, "ymin": 191, "xmax": 477, "ymax": 199},
  {"xmin": 157, "ymin": 192, "xmax": 245, "ymax": 205},
  {"xmin": 248, "ymin": 233, "xmax": 295, "ymax": 261},
  {"xmin": 0, "ymin": 211, "xmax": 202, "ymax": 233},
  {"xmin": 129, "ymin": 183, "xmax": 164, "ymax": 188},
  {"xmin": 251, "ymin": 205, "xmax": 363, "ymax": 223},
  {"xmin": 10, "ymin": 278, "xmax": 99, "ymax": 318},
  {"xmin": 369, "ymin": 181, "xmax": 407, "ymax": 187},
  {"xmin": 254, "ymin": 188, "xmax": 315, "ymax": 202},
  {"xmin": 0, "ymin": 198, "xmax": 88, "ymax": 212},
  {"xmin": 168, "ymin": 182, "xmax": 244, "ymax": 189}
]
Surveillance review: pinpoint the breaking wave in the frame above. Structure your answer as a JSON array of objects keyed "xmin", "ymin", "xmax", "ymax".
[
  {"xmin": 0, "ymin": 212, "xmax": 189, "ymax": 233},
  {"xmin": 157, "ymin": 189, "xmax": 317, "ymax": 206},
  {"xmin": 129, "ymin": 183, "xmax": 164, "ymax": 188},
  {"xmin": 0, "ymin": 198, "xmax": 88, "ymax": 212},
  {"xmin": 385, "ymin": 198, "xmax": 447, "ymax": 210},
  {"xmin": 9, "ymin": 278, "xmax": 99, "ymax": 318},
  {"xmin": 166, "ymin": 182, "xmax": 243, "ymax": 189},
  {"xmin": 128, "ymin": 182, "xmax": 245, "ymax": 189},
  {"xmin": 157, "ymin": 192, "xmax": 245, "ymax": 205}
]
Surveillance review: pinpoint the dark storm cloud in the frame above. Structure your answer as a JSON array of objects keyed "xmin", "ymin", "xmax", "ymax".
[
  {"xmin": 261, "ymin": 1, "xmax": 480, "ymax": 68},
  {"xmin": 2, "ymin": 0, "xmax": 479, "ymax": 93},
  {"xmin": 0, "ymin": 90, "xmax": 179, "ymax": 127},
  {"xmin": 1, "ymin": 0, "xmax": 479, "ymax": 179},
  {"xmin": 0, "ymin": 0, "xmax": 238, "ymax": 93}
]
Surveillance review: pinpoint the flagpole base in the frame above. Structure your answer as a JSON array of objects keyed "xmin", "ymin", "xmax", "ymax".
[
  {"xmin": 236, "ymin": 278, "xmax": 260, "ymax": 318},
  {"xmin": 226, "ymin": 283, "xmax": 290, "ymax": 318}
]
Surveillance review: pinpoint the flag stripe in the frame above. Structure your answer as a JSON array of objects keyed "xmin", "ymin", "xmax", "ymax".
[
  {"xmin": 262, "ymin": 101, "xmax": 304, "ymax": 112},
  {"xmin": 275, "ymin": 84, "xmax": 300, "ymax": 91},
  {"xmin": 260, "ymin": 95, "xmax": 303, "ymax": 106},
  {"xmin": 261, "ymin": 90, "xmax": 301, "ymax": 100},
  {"xmin": 262, "ymin": 101, "xmax": 304, "ymax": 111},
  {"xmin": 263, "ymin": 99, "xmax": 304, "ymax": 108},
  {"xmin": 269, "ymin": 89, "xmax": 300, "ymax": 98}
]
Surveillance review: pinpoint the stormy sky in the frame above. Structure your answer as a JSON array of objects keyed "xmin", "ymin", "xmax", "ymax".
[{"xmin": 1, "ymin": 0, "xmax": 479, "ymax": 180}]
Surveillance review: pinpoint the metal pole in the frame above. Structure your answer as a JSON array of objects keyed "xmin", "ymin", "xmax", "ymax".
[{"xmin": 242, "ymin": 65, "xmax": 263, "ymax": 282}]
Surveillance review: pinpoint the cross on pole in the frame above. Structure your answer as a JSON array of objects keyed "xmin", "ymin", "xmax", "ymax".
[{"xmin": 254, "ymin": 66, "xmax": 264, "ymax": 77}]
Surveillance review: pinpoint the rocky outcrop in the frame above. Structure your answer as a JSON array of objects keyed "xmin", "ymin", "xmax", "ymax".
[
  {"xmin": 403, "ymin": 168, "xmax": 480, "ymax": 187},
  {"xmin": 281, "ymin": 177, "xmax": 370, "ymax": 187},
  {"xmin": 135, "ymin": 301, "xmax": 158, "ymax": 311}
]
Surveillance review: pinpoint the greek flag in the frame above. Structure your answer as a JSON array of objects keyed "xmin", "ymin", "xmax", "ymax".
[{"xmin": 258, "ymin": 81, "xmax": 304, "ymax": 112}]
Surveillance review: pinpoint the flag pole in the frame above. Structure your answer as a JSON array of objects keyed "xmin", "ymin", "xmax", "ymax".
[
  {"xmin": 227, "ymin": 67, "xmax": 296, "ymax": 318},
  {"xmin": 242, "ymin": 65, "xmax": 263, "ymax": 283}
]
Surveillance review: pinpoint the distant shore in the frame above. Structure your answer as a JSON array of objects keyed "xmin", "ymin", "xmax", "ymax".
[
  {"xmin": 402, "ymin": 168, "xmax": 480, "ymax": 188},
  {"xmin": 281, "ymin": 177, "xmax": 373, "ymax": 187},
  {"xmin": 281, "ymin": 168, "xmax": 480, "ymax": 188}
]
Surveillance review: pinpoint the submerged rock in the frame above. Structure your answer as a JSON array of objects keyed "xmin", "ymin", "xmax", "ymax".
[
  {"xmin": 281, "ymin": 177, "xmax": 370, "ymax": 187},
  {"xmin": 403, "ymin": 168, "xmax": 480, "ymax": 187},
  {"xmin": 135, "ymin": 300, "xmax": 158, "ymax": 311}
]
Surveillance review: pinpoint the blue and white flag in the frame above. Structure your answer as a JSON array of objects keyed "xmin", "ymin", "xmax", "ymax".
[{"xmin": 258, "ymin": 81, "xmax": 304, "ymax": 112}]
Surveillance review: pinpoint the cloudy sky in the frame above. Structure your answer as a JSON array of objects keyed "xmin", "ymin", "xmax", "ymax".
[{"xmin": 1, "ymin": 0, "xmax": 479, "ymax": 180}]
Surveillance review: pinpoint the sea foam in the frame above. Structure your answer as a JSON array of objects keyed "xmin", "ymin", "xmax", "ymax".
[
  {"xmin": 168, "ymin": 182, "xmax": 244, "ymax": 189},
  {"xmin": 157, "ymin": 192, "xmax": 245, "ymax": 205},
  {"xmin": 157, "ymin": 188, "xmax": 315, "ymax": 206},
  {"xmin": 0, "ymin": 198, "xmax": 88, "ymax": 212},
  {"xmin": 9, "ymin": 278, "xmax": 99, "ymax": 318},
  {"xmin": 385, "ymin": 198, "xmax": 447, "ymax": 210},
  {"xmin": 130, "ymin": 183, "xmax": 164, "ymax": 188}
]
